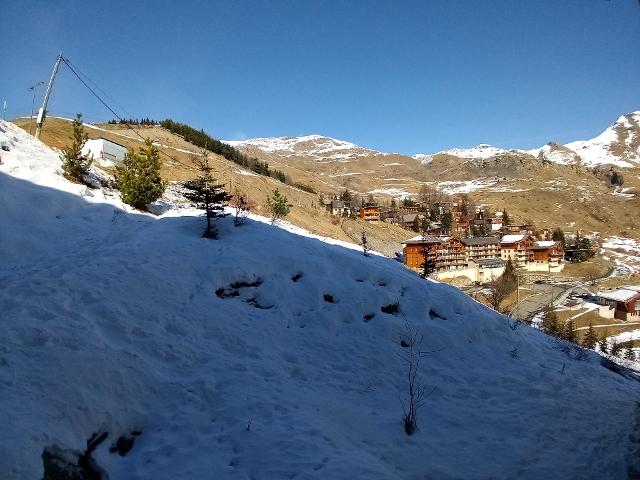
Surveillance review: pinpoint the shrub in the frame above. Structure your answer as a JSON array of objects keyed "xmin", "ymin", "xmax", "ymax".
[
  {"xmin": 115, "ymin": 139, "xmax": 166, "ymax": 210},
  {"xmin": 60, "ymin": 113, "xmax": 92, "ymax": 182}
]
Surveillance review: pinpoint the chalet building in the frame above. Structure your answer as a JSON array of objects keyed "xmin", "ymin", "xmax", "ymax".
[
  {"xmin": 359, "ymin": 204, "xmax": 381, "ymax": 222},
  {"xmin": 595, "ymin": 286, "xmax": 640, "ymax": 321},
  {"xmin": 530, "ymin": 240, "xmax": 564, "ymax": 272},
  {"xmin": 403, "ymin": 231, "xmax": 562, "ymax": 283},
  {"xmin": 327, "ymin": 200, "xmax": 352, "ymax": 217},
  {"xmin": 81, "ymin": 137, "xmax": 127, "ymax": 166},
  {"xmin": 437, "ymin": 238, "xmax": 467, "ymax": 271},
  {"xmin": 402, "ymin": 213, "xmax": 426, "ymax": 230},
  {"xmin": 500, "ymin": 234, "xmax": 534, "ymax": 267},
  {"xmin": 461, "ymin": 237, "xmax": 501, "ymax": 263},
  {"xmin": 402, "ymin": 235, "xmax": 444, "ymax": 270},
  {"xmin": 501, "ymin": 224, "xmax": 535, "ymax": 235}
]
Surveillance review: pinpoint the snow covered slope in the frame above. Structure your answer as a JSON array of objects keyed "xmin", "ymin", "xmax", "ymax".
[
  {"xmin": 224, "ymin": 134, "xmax": 381, "ymax": 161},
  {"xmin": 565, "ymin": 112, "xmax": 640, "ymax": 168},
  {"xmin": 2, "ymin": 120, "xmax": 640, "ymax": 479},
  {"xmin": 435, "ymin": 144, "xmax": 514, "ymax": 160},
  {"xmin": 526, "ymin": 142, "xmax": 582, "ymax": 165},
  {"xmin": 411, "ymin": 111, "xmax": 640, "ymax": 168}
]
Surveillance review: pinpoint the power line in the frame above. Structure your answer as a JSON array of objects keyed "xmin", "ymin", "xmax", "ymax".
[{"xmin": 59, "ymin": 56, "xmax": 196, "ymax": 172}]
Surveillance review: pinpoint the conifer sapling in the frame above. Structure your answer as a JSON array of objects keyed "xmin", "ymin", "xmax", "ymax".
[
  {"xmin": 266, "ymin": 189, "xmax": 290, "ymax": 224},
  {"xmin": 60, "ymin": 113, "xmax": 92, "ymax": 182},
  {"xmin": 582, "ymin": 322, "xmax": 597, "ymax": 349},
  {"xmin": 183, "ymin": 154, "xmax": 231, "ymax": 238},
  {"xmin": 115, "ymin": 138, "xmax": 166, "ymax": 211},
  {"xmin": 361, "ymin": 230, "xmax": 369, "ymax": 257}
]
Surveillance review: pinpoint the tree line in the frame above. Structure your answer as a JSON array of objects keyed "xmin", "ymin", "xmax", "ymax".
[
  {"xmin": 159, "ymin": 119, "xmax": 287, "ymax": 183},
  {"xmin": 107, "ymin": 118, "xmax": 158, "ymax": 126}
]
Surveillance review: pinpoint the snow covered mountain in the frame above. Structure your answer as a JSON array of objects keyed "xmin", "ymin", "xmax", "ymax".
[
  {"xmin": 2, "ymin": 120, "xmax": 640, "ymax": 479},
  {"xmin": 224, "ymin": 134, "xmax": 381, "ymax": 161},
  {"xmin": 411, "ymin": 111, "xmax": 640, "ymax": 168},
  {"xmin": 564, "ymin": 112, "xmax": 640, "ymax": 168},
  {"xmin": 224, "ymin": 111, "xmax": 640, "ymax": 169},
  {"xmin": 412, "ymin": 144, "xmax": 524, "ymax": 165}
]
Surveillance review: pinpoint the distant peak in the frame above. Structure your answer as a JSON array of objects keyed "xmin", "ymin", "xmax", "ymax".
[{"xmin": 223, "ymin": 134, "xmax": 383, "ymax": 160}]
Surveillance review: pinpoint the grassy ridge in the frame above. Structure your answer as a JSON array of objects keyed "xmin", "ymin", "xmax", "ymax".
[{"xmin": 160, "ymin": 119, "xmax": 287, "ymax": 183}]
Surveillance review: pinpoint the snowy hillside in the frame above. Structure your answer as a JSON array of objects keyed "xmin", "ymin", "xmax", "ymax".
[
  {"xmin": 565, "ymin": 112, "xmax": 640, "ymax": 168},
  {"xmin": 224, "ymin": 134, "xmax": 381, "ymax": 161},
  {"xmin": 2, "ymin": 119, "xmax": 640, "ymax": 479},
  {"xmin": 526, "ymin": 143, "xmax": 582, "ymax": 166},
  {"xmin": 434, "ymin": 144, "xmax": 514, "ymax": 160}
]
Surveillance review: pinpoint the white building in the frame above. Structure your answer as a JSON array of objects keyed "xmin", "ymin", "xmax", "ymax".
[{"xmin": 81, "ymin": 138, "xmax": 128, "ymax": 166}]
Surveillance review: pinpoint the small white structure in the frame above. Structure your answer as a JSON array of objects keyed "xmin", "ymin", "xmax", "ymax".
[{"xmin": 81, "ymin": 138, "xmax": 128, "ymax": 167}]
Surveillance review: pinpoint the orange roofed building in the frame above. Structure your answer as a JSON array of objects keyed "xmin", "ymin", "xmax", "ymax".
[{"xmin": 359, "ymin": 204, "xmax": 381, "ymax": 222}]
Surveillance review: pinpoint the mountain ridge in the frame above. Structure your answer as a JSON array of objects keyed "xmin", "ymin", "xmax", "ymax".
[{"xmin": 225, "ymin": 110, "xmax": 640, "ymax": 169}]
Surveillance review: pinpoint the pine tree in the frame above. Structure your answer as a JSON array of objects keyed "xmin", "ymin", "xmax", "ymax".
[
  {"xmin": 361, "ymin": 230, "xmax": 369, "ymax": 257},
  {"xmin": 115, "ymin": 138, "xmax": 166, "ymax": 211},
  {"xmin": 420, "ymin": 246, "xmax": 436, "ymax": 279},
  {"xmin": 624, "ymin": 343, "xmax": 636, "ymax": 361},
  {"xmin": 564, "ymin": 319, "xmax": 577, "ymax": 344},
  {"xmin": 552, "ymin": 228, "xmax": 566, "ymax": 249},
  {"xmin": 582, "ymin": 322, "xmax": 597, "ymax": 349},
  {"xmin": 60, "ymin": 113, "xmax": 92, "ymax": 182},
  {"xmin": 610, "ymin": 339, "xmax": 622, "ymax": 357},
  {"xmin": 502, "ymin": 258, "xmax": 518, "ymax": 294},
  {"xmin": 266, "ymin": 189, "xmax": 290, "ymax": 224},
  {"xmin": 502, "ymin": 210, "xmax": 510, "ymax": 225},
  {"xmin": 441, "ymin": 211, "xmax": 453, "ymax": 232},
  {"xmin": 183, "ymin": 154, "xmax": 230, "ymax": 239},
  {"xmin": 541, "ymin": 307, "xmax": 560, "ymax": 336},
  {"xmin": 340, "ymin": 188, "xmax": 352, "ymax": 201},
  {"xmin": 597, "ymin": 334, "xmax": 609, "ymax": 354}
]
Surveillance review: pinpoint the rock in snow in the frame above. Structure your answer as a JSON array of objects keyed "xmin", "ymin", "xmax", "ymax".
[{"xmin": 1, "ymin": 120, "xmax": 639, "ymax": 479}]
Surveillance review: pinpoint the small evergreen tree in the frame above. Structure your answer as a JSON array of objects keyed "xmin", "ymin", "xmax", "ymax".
[
  {"xmin": 441, "ymin": 211, "xmax": 453, "ymax": 232},
  {"xmin": 578, "ymin": 237, "xmax": 595, "ymax": 261},
  {"xmin": 582, "ymin": 323, "xmax": 598, "ymax": 349},
  {"xmin": 502, "ymin": 210, "xmax": 510, "ymax": 225},
  {"xmin": 610, "ymin": 339, "xmax": 622, "ymax": 357},
  {"xmin": 420, "ymin": 246, "xmax": 436, "ymax": 279},
  {"xmin": 563, "ymin": 319, "xmax": 577, "ymax": 344},
  {"xmin": 361, "ymin": 230, "xmax": 369, "ymax": 257},
  {"xmin": 552, "ymin": 228, "xmax": 566, "ymax": 249},
  {"xmin": 624, "ymin": 343, "xmax": 636, "ymax": 361},
  {"xmin": 541, "ymin": 307, "xmax": 560, "ymax": 336},
  {"xmin": 502, "ymin": 258, "xmax": 518, "ymax": 294},
  {"xmin": 624, "ymin": 342, "xmax": 636, "ymax": 360},
  {"xmin": 340, "ymin": 188, "xmax": 352, "ymax": 202},
  {"xmin": 115, "ymin": 139, "xmax": 166, "ymax": 211},
  {"xmin": 183, "ymin": 154, "xmax": 230, "ymax": 238},
  {"xmin": 266, "ymin": 189, "xmax": 290, "ymax": 224},
  {"xmin": 60, "ymin": 113, "xmax": 92, "ymax": 182},
  {"xmin": 597, "ymin": 334, "xmax": 609, "ymax": 354}
]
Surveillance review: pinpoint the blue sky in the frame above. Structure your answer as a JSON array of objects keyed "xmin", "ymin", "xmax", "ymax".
[{"xmin": 2, "ymin": 1, "xmax": 639, "ymax": 154}]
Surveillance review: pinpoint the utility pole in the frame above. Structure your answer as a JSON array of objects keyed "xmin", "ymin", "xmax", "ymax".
[
  {"xmin": 35, "ymin": 53, "xmax": 63, "ymax": 139},
  {"xmin": 28, "ymin": 81, "xmax": 44, "ymax": 135}
]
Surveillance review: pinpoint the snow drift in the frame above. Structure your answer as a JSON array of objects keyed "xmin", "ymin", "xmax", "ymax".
[{"xmin": 1, "ymin": 120, "xmax": 639, "ymax": 479}]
